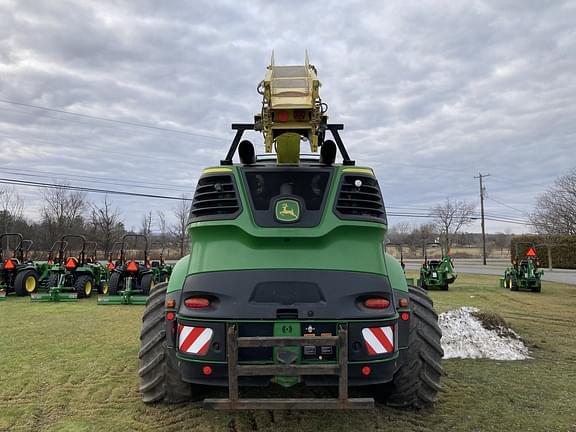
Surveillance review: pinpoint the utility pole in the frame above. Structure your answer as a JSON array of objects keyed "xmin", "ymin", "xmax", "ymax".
[{"xmin": 474, "ymin": 173, "xmax": 490, "ymax": 265}]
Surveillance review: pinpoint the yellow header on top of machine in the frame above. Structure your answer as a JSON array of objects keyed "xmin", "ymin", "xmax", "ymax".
[{"xmin": 255, "ymin": 51, "xmax": 327, "ymax": 155}]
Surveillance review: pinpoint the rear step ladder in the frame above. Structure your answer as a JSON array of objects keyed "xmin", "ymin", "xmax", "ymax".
[{"xmin": 204, "ymin": 325, "xmax": 374, "ymax": 410}]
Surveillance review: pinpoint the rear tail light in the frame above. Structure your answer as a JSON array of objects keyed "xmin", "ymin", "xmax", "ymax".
[
  {"xmin": 361, "ymin": 366, "xmax": 372, "ymax": 376},
  {"xmin": 202, "ymin": 365, "xmax": 213, "ymax": 376},
  {"xmin": 363, "ymin": 298, "xmax": 390, "ymax": 309},
  {"xmin": 184, "ymin": 297, "xmax": 210, "ymax": 309},
  {"xmin": 400, "ymin": 312, "xmax": 410, "ymax": 321}
]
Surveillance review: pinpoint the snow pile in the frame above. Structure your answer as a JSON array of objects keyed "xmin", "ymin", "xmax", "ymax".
[{"xmin": 439, "ymin": 307, "xmax": 530, "ymax": 360}]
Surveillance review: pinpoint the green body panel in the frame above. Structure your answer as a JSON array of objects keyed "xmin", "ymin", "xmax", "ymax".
[
  {"xmin": 186, "ymin": 225, "xmax": 386, "ymax": 274},
  {"xmin": 384, "ymin": 254, "xmax": 409, "ymax": 292},
  {"xmin": 166, "ymin": 255, "xmax": 191, "ymax": 294}
]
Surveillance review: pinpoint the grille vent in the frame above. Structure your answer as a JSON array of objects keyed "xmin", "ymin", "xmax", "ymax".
[
  {"xmin": 335, "ymin": 175, "xmax": 386, "ymax": 222},
  {"xmin": 189, "ymin": 175, "xmax": 240, "ymax": 221}
]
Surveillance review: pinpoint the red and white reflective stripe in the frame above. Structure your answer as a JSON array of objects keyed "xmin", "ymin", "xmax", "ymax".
[
  {"xmin": 362, "ymin": 326, "xmax": 394, "ymax": 355},
  {"xmin": 178, "ymin": 325, "xmax": 213, "ymax": 356}
]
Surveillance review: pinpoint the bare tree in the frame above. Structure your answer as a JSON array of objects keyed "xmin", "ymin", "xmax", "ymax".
[
  {"xmin": 140, "ymin": 211, "xmax": 153, "ymax": 237},
  {"xmin": 387, "ymin": 222, "xmax": 413, "ymax": 244},
  {"xmin": 90, "ymin": 195, "xmax": 124, "ymax": 256},
  {"xmin": 411, "ymin": 223, "xmax": 437, "ymax": 257},
  {"xmin": 531, "ymin": 168, "xmax": 576, "ymax": 235},
  {"xmin": 42, "ymin": 185, "xmax": 86, "ymax": 242},
  {"xmin": 0, "ymin": 186, "xmax": 24, "ymax": 242},
  {"xmin": 171, "ymin": 197, "xmax": 191, "ymax": 258},
  {"xmin": 157, "ymin": 211, "xmax": 168, "ymax": 244},
  {"xmin": 431, "ymin": 198, "xmax": 475, "ymax": 254}
]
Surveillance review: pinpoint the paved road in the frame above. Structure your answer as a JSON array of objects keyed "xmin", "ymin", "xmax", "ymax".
[{"xmin": 403, "ymin": 259, "xmax": 576, "ymax": 285}]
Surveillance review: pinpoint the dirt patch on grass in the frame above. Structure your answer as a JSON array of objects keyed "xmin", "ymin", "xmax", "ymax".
[{"xmin": 471, "ymin": 310, "xmax": 519, "ymax": 339}]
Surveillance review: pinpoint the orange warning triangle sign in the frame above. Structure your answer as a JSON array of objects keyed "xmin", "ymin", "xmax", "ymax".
[{"xmin": 526, "ymin": 247, "xmax": 537, "ymax": 257}]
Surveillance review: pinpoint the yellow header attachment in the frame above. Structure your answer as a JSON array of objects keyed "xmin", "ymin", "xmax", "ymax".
[{"xmin": 255, "ymin": 51, "xmax": 327, "ymax": 156}]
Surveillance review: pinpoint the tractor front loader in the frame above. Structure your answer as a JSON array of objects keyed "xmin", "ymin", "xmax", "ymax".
[
  {"xmin": 98, "ymin": 234, "xmax": 154, "ymax": 305},
  {"xmin": 501, "ymin": 242, "xmax": 543, "ymax": 292},
  {"xmin": 418, "ymin": 256, "xmax": 457, "ymax": 291},
  {"xmin": 0, "ymin": 233, "xmax": 39, "ymax": 300}
]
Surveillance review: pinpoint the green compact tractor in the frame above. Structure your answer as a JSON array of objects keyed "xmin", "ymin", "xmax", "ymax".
[
  {"xmin": 0, "ymin": 233, "xmax": 39, "ymax": 299},
  {"xmin": 501, "ymin": 243, "xmax": 543, "ymax": 292},
  {"xmin": 149, "ymin": 242, "xmax": 172, "ymax": 284},
  {"xmin": 138, "ymin": 57, "xmax": 443, "ymax": 410},
  {"xmin": 98, "ymin": 234, "xmax": 155, "ymax": 305},
  {"xmin": 31, "ymin": 235, "xmax": 110, "ymax": 302},
  {"xmin": 418, "ymin": 256, "xmax": 457, "ymax": 291}
]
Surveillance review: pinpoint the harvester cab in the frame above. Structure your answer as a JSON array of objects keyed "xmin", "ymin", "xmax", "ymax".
[
  {"xmin": 0, "ymin": 233, "xmax": 40, "ymax": 299},
  {"xmin": 501, "ymin": 242, "xmax": 543, "ymax": 292},
  {"xmin": 417, "ymin": 242, "xmax": 457, "ymax": 291},
  {"xmin": 149, "ymin": 241, "xmax": 172, "ymax": 284},
  {"xmin": 31, "ymin": 234, "xmax": 104, "ymax": 302},
  {"xmin": 98, "ymin": 234, "xmax": 154, "ymax": 305},
  {"xmin": 138, "ymin": 56, "xmax": 443, "ymax": 410}
]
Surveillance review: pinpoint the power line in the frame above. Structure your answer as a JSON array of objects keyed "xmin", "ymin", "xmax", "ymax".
[
  {"xmin": 0, "ymin": 177, "xmax": 193, "ymax": 201},
  {"xmin": 0, "ymin": 165, "xmax": 193, "ymax": 191},
  {"xmin": 0, "ymin": 168, "xmax": 194, "ymax": 194},
  {"xmin": 486, "ymin": 196, "xmax": 528, "ymax": 215},
  {"xmin": 0, "ymin": 98, "xmax": 228, "ymax": 141}
]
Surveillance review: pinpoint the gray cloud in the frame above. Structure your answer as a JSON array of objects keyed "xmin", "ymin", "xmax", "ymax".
[{"xmin": 0, "ymin": 0, "xmax": 574, "ymax": 233}]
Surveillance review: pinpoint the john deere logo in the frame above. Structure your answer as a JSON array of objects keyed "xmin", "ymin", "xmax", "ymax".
[{"xmin": 275, "ymin": 199, "xmax": 300, "ymax": 223}]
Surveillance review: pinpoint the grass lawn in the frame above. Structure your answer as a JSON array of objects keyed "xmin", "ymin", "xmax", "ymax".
[{"xmin": 1, "ymin": 274, "xmax": 575, "ymax": 432}]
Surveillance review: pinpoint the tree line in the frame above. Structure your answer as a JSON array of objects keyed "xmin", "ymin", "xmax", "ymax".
[{"xmin": 0, "ymin": 185, "xmax": 191, "ymax": 260}]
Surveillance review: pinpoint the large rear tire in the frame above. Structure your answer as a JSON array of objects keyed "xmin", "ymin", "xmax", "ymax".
[
  {"xmin": 386, "ymin": 285, "xmax": 443, "ymax": 408},
  {"xmin": 14, "ymin": 269, "xmax": 39, "ymax": 296},
  {"xmin": 74, "ymin": 275, "xmax": 93, "ymax": 299},
  {"xmin": 139, "ymin": 273, "xmax": 155, "ymax": 296},
  {"xmin": 510, "ymin": 280, "xmax": 519, "ymax": 291},
  {"xmin": 139, "ymin": 283, "xmax": 195, "ymax": 403},
  {"xmin": 109, "ymin": 272, "xmax": 122, "ymax": 295}
]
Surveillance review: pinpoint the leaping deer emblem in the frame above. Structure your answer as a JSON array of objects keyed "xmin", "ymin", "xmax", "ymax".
[{"xmin": 279, "ymin": 203, "xmax": 297, "ymax": 218}]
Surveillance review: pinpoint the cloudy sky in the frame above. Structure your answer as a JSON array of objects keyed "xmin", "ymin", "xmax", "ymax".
[{"xmin": 0, "ymin": 0, "xmax": 574, "ymax": 233}]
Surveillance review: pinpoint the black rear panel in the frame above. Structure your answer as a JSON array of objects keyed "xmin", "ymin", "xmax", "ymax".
[
  {"xmin": 178, "ymin": 270, "xmax": 395, "ymax": 320},
  {"xmin": 241, "ymin": 167, "xmax": 333, "ymax": 227}
]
